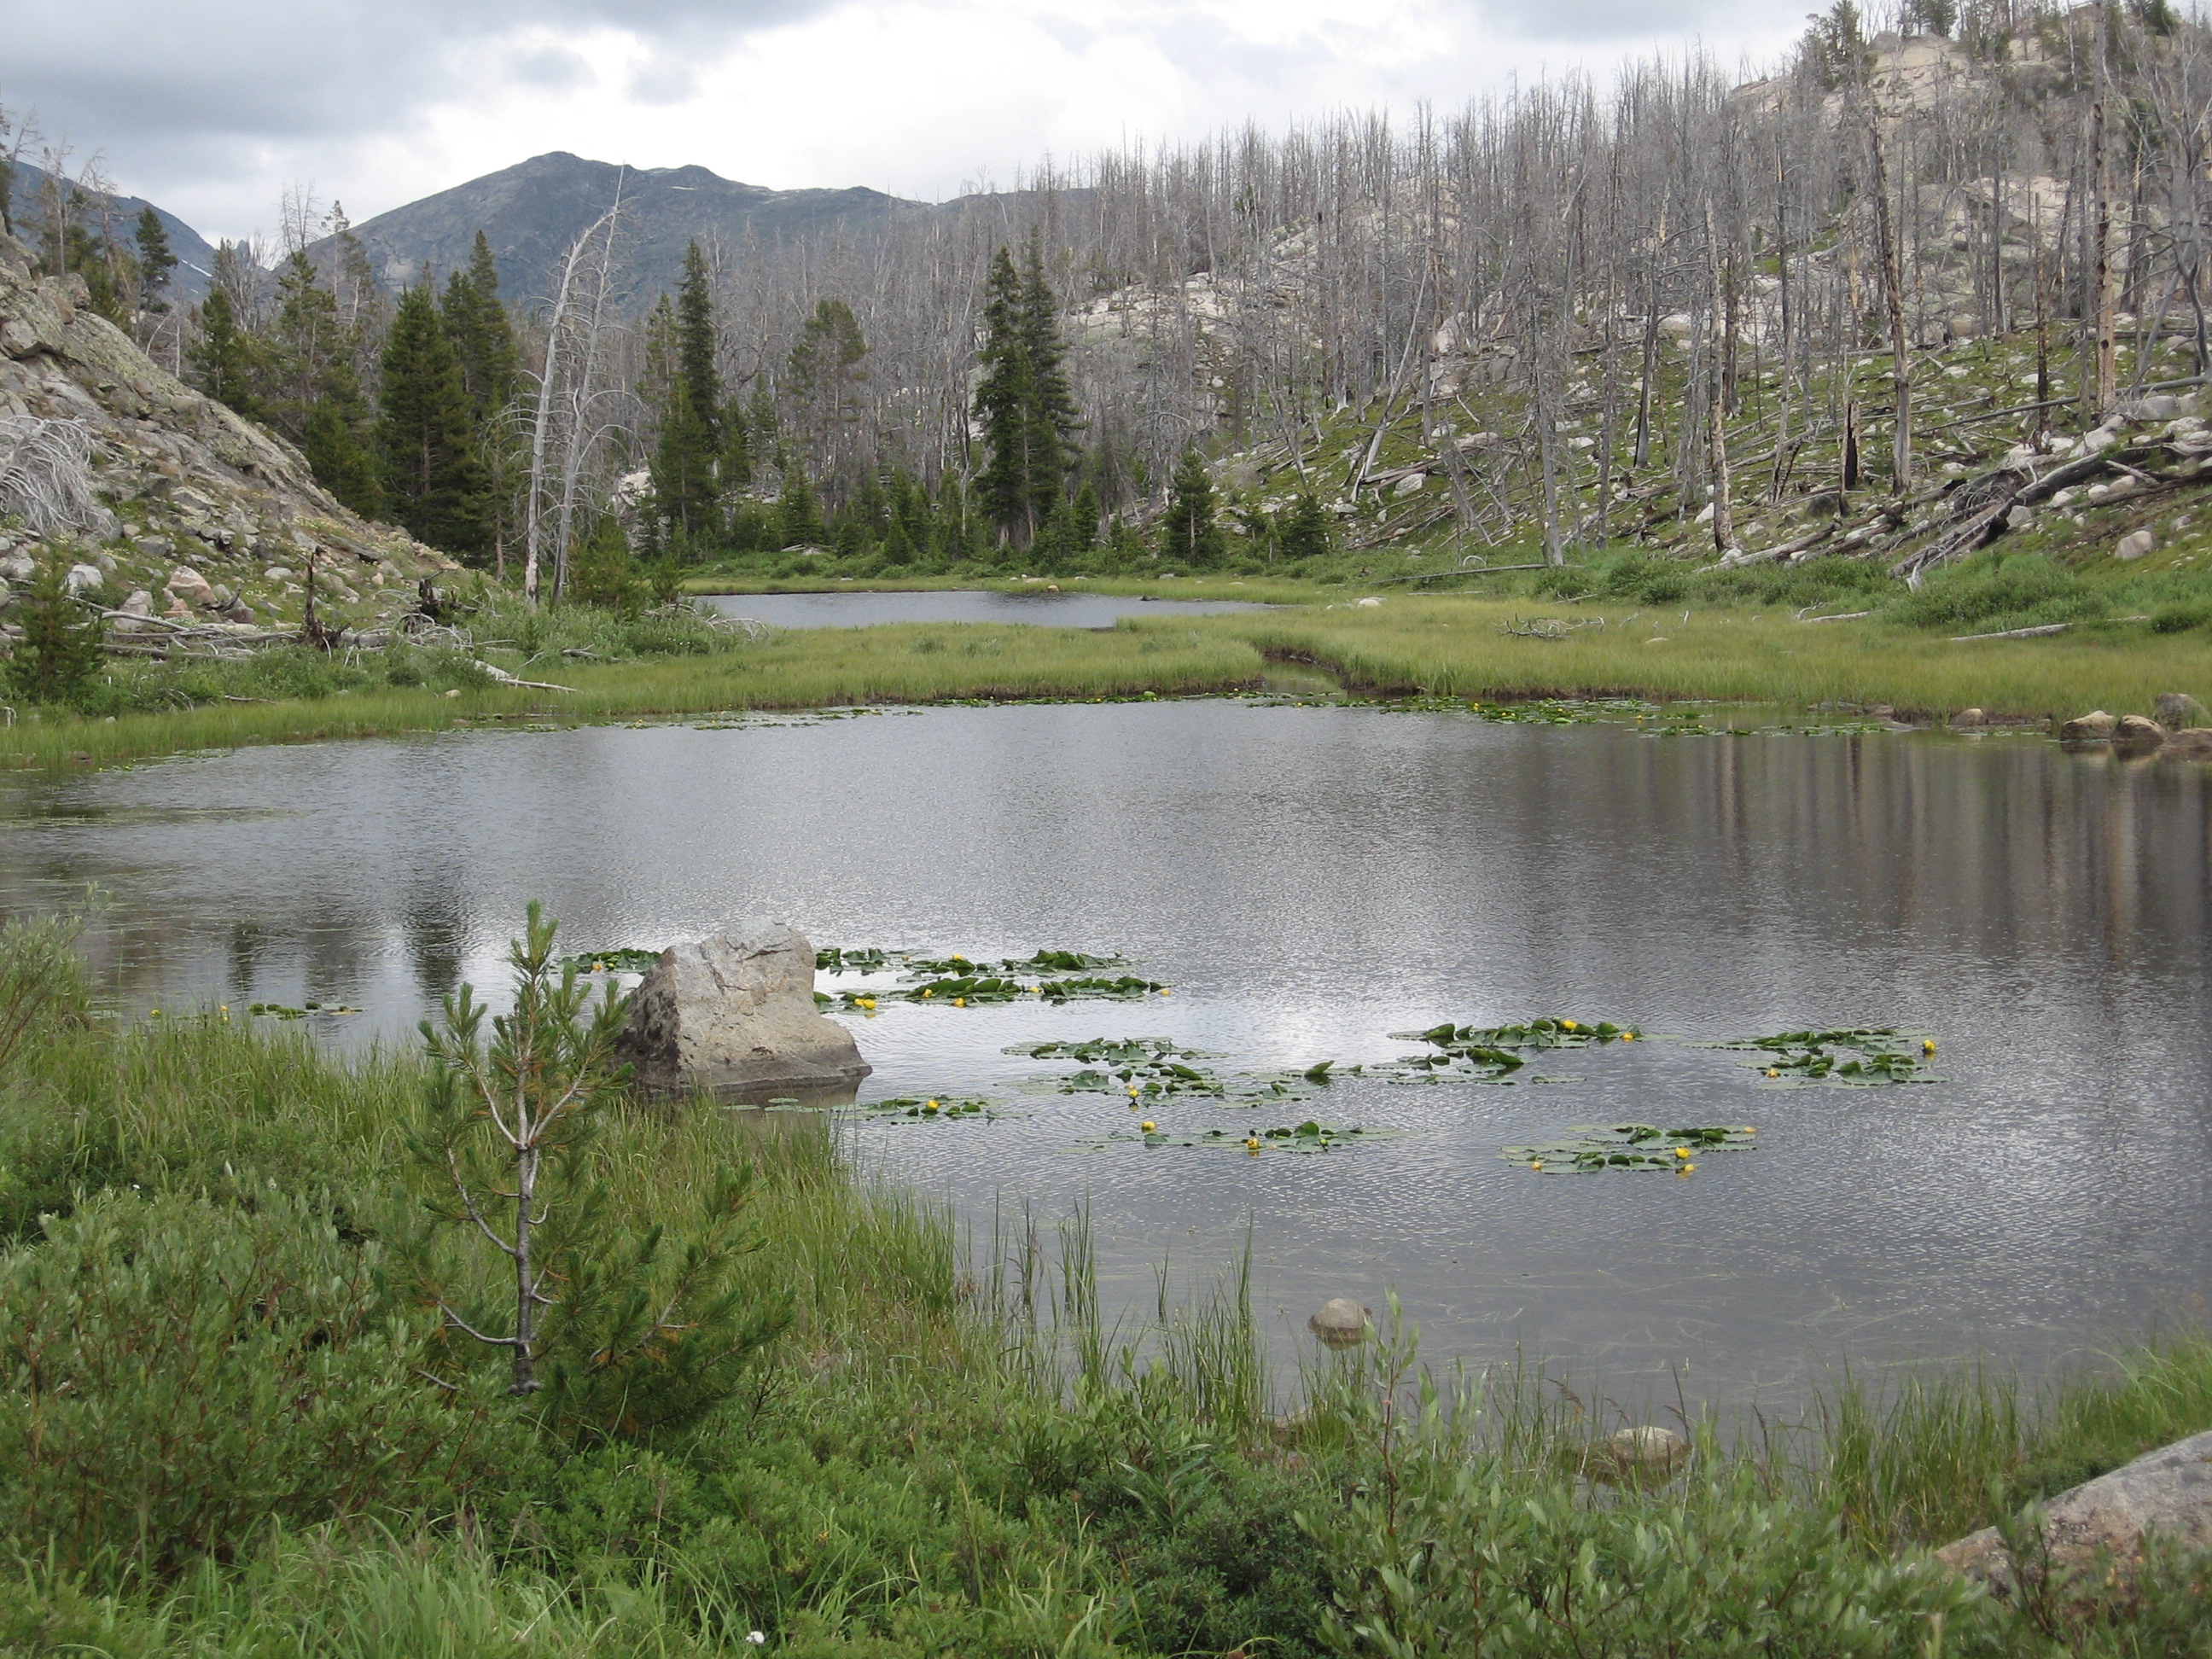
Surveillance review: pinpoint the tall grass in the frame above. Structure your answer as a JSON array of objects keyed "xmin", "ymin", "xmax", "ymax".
[
  {"xmin": 1201, "ymin": 596, "xmax": 2212, "ymax": 717},
  {"xmin": 0, "ymin": 623, "xmax": 1264, "ymax": 771}
]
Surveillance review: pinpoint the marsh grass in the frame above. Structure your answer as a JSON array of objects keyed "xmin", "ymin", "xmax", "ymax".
[
  {"xmin": 0, "ymin": 920, "xmax": 2206, "ymax": 1653},
  {"xmin": 1198, "ymin": 596, "xmax": 2212, "ymax": 718}
]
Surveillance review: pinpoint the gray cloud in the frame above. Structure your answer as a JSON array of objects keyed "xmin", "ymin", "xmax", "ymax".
[
  {"xmin": 1475, "ymin": 0, "xmax": 1753, "ymax": 44},
  {"xmin": 0, "ymin": 0, "xmax": 825, "ymax": 184}
]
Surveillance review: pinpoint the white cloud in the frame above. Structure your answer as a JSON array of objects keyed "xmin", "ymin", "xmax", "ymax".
[{"xmin": 2, "ymin": 0, "xmax": 1803, "ymax": 242}]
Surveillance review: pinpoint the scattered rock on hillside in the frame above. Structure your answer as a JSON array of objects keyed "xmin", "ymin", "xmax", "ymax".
[
  {"xmin": 2061, "ymin": 711, "xmax": 2117, "ymax": 742},
  {"xmin": 2115, "ymin": 529, "xmax": 2157, "ymax": 561},
  {"xmin": 0, "ymin": 228, "xmax": 456, "ymax": 631},
  {"xmin": 1935, "ymin": 1428, "xmax": 2212, "ymax": 1597},
  {"xmin": 616, "ymin": 921, "xmax": 870, "ymax": 1100}
]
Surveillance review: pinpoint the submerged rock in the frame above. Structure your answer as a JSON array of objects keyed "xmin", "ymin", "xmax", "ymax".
[
  {"xmin": 1949, "ymin": 707, "xmax": 1987, "ymax": 730},
  {"xmin": 2060, "ymin": 710, "xmax": 2117, "ymax": 742},
  {"xmin": 617, "ymin": 921, "xmax": 870, "ymax": 1100},
  {"xmin": 2161, "ymin": 728, "xmax": 2212, "ymax": 761},
  {"xmin": 1935, "ymin": 1428, "xmax": 2212, "ymax": 1596},
  {"xmin": 1307, "ymin": 1298, "xmax": 1372, "ymax": 1347}
]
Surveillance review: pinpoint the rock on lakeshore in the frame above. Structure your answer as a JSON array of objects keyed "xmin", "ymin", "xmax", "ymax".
[
  {"xmin": 1936, "ymin": 1429, "xmax": 2212, "ymax": 1595},
  {"xmin": 1307, "ymin": 1298, "xmax": 1372, "ymax": 1348},
  {"xmin": 2153, "ymin": 691, "xmax": 2209, "ymax": 730},
  {"xmin": 617, "ymin": 921, "xmax": 870, "ymax": 1099},
  {"xmin": 2060, "ymin": 710, "xmax": 2117, "ymax": 742}
]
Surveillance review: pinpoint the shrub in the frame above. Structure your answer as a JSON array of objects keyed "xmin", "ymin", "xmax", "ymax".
[
  {"xmin": 1887, "ymin": 552, "xmax": 2105, "ymax": 633},
  {"xmin": 0, "ymin": 1190, "xmax": 498, "ymax": 1579}
]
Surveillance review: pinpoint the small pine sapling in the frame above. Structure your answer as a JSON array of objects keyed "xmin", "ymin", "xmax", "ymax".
[
  {"xmin": 411, "ymin": 903, "xmax": 789, "ymax": 1440},
  {"xmin": 6, "ymin": 558, "xmax": 107, "ymax": 707}
]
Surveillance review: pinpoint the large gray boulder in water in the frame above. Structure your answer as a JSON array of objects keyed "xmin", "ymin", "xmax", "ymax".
[{"xmin": 617, "ymin": 921, "xmax": 869, "ymax": 1099}]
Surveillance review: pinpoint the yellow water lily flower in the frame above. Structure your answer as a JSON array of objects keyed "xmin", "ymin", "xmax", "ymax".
[
  {"xmin": 1674, "ymin": 1147, "xmax": 1691, "ymax": 1159},
  {"xmin": 1676, "ymin": 1162, "xmax": 1696, "ymax": 1176},
  {"xmin": 1620, "ymin": 1031, "xmax": 1635, "ymax": 1041},
  {"xmin": 1140, "ymin": 1121, "xmax": 1156, "ymax": 1132},
  {"xmin": 952, "ymin": 997, "xmax": 966, "ymax": 1007},
  {"xmin": 921, "ymin": 987, "xmax": 934, "ymax": 998},
  {"xmin": 923, "ymin": 1099, "xmax": 940, "ymax": 1114},
  {"xmin": 1561, "ymin": 1019, "xmax": 1579, "ymax": 1031},
  {"xmin": 1765, "ymin": 1067, "xmax": 1780, "ymax": 1079},
  {"xmin": 1743, "ymin": 1126, "xmax": 1756, "ymax": 1134},
  {"xmin": 1528, "ymin": 1160, "xmax": 1543, "ymax": 1171},
  {"xmin": 1922, "ymin": 1039, "xmax": 1936, "ymax": 1056},
  {"xmin": 1244, "ymin": 1138, "xmax": 1261, "ymax": 1152}
]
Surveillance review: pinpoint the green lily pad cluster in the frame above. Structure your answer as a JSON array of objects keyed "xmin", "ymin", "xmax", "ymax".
[
  {"xmin": 824, "ymin": 973, "xmax": 1167, "ymax": 1009},
  {"xmin": 1077, "ymin": 1119, "xmax": 1394, "ymax": 1153},
  {"xmin": 1015, "ymin": 1038, "xmax": 1223, "ymax": 1096},
  {"xmin": 1503, "ymin": 1122, "xmax": 1757, "ymax": 1173},
  {"xmin": 1724, "ymin": 1027, "xmax": 1933, "ymax": 1084},
  {"xmin": 560, "ymin": 947, "xmax": 663, "ymax": 975},
  {"xmin": 844, "ymin": 1096, "xmax": 1005, "ymax": 1121},
  {"xmin": 247, "ymin": 999, "xmax": 362, "ymax": 1020},
  {"xmin": 1400, "ymin": 1017, "xmax": 1639, "ymax": 1051},
  {"xmin": 812, "ymin": 946, "xmax": 1163, "ymax": 1006}
]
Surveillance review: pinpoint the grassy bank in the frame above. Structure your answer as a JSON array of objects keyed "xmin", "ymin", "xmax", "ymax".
[
  {"xmin": 0, "ymin": 622, "xmax": 1265, "ymax": 771},
  {"xmin": 1196, "ymin": 595, "xmax": 2212, "ymax": 719},
  {"xmin": 0, "ymin": 907, "xmax": 2207, "ymax": 1656}
]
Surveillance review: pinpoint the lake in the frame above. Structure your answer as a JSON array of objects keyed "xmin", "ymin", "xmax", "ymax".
[
  {"xmin": 701, "ymin": 588, "xmax": 1272, "ymax": 628},
  {"xmin": 3, "ymin": 699, "xmax": 2206, "ymax": 1406}
]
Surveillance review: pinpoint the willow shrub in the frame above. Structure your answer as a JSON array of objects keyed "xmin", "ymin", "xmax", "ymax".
[{"xmin": 0, "ymin": 1189, "xmax": 509, "ymax": 1580}]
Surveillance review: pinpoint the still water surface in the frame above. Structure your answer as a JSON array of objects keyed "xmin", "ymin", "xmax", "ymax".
[
  {"xmin": 2, "ymin": 701, "xmax": 2207, "ymax": 1404},
  {"xmin": 701, "ymin": 589, "xmax": 1270, "ymax": 628}
]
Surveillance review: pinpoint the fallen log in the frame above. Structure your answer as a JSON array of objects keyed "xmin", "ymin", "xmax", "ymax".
[{"xmin": 1950, "ymin": 622, "xmax": 2072, "ymax": 642}]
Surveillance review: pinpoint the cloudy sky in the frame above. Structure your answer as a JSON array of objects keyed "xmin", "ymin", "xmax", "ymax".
[{"xmin": 5, "ymin": 0, "xmax": 1801, "ymax": 242}]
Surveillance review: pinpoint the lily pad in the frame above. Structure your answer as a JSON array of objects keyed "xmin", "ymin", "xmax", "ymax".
[
  {"xmin": 247, "ymin": 999, "xmax": 363, "ymax": 1020},
  {"xmin": 1394, "ymin": 1017, "xmax": 1638, "ymax": 1051},
  {"xmin": 561, "ymin": 947, "xmax": 663, "ymax": 975},
  {"xmin": 1720, "ymin": 1027, "xmax": 1932, "ymax": 1084},
  {"xmin": 1074, "ymin": 1119, "xmax": 1397, "ymax": 1153},
  {"xmin": 842, "ymin": 1096, "xmax": 1009, "ymax": 1121},
  {"xmin": 1503, "ymin": 1122, "xmax": 1757, "ymax": 1173}
]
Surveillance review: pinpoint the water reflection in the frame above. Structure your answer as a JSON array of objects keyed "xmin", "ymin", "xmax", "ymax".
[{"xmin": 0, "ymin": 703, "xmax": 2205, "ymax": 1406}]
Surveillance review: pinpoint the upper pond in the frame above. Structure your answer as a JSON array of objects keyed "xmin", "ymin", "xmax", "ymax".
[
  {"xmin": 2, "ymin": 700, "xmax": 2207, "ymax": 1404},
  {"xmin": 701, "ymin": 588, "xmax": 1272, "ymax": 628}
]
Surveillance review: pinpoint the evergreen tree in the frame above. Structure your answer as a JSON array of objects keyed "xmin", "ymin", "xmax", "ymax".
[
  {"xmin": 440, "ymin": 232, "xmax": 519, "ymax": 419},
  {"xmin": 266, "ymin": 253, "xmax": 381, "ymax": 516},
  {"xmin": 651, "ymin": 375, "xmax": 722, "ymax": 548},
  {"xmin": 933, "ymin": 471, "xmax": 974, "ymax": 564},
  {"xmin": 6, "ymin": 560, "xmax": 107, "ymax": 707},
  {"xmin": 1067, "ymin": 479, "xmax": 1101, "ymax": 559},
  {"xmin": 132, "ymin": 208, "xmax": 176, "ymax": 311},
  {"xmin": 786, "ymin": 298, "xmax": 869, "ymax": 486},
  {"xmin": 1278, "ymin": 492, "xmax": 1334, "ymax": 564},
  {"xmin": 720, "ymin": 399, "xmax": 752, "ymax": 494},
  {"xmin": 676, "ymin": 242, "xmax": 722, "ymax": 450},
  {"xmin": 974, "ymin": 247, "xmax": 1035, "ymax": 540},
  {"xmin": 1018, "ymin": 236, "xmax": 1080, "ymax": 506},
  {"xmin": 187, "ymin": 288, "xmax": 264, "ymax": 419},
  {"xmin": 568, "ymin": 514, "xmax": 643, "ymax": 612},
  {"xmin": 375, "ymin": 282, "xmax": 488, "ymax": 557},
  {"xmin": 880, "ymin": 508, "xmax": 915, "ymax": 568},
  {"xmin": 1156, "ymin": 448, "xmax": 1225, "ymax": 568},
  {"xmin": 772, "ymin": 463, "xmax": 825, "ymax": 549}
]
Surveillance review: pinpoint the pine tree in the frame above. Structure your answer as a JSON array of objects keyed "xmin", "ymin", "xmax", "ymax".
[
  {"xmin": 187, "ymin": 288, "xmax": 264, "ymax": 419},
  {"xmin": 376, "ymin": 282, "xmax": 488, "ymax": 557},
  {"xmin": 133, "ymin": 208, "xmax": 176, "ymax": 311},
  {"xmin": 441, "ymin": 233, "xmax": 519, "ymax": 419},
  {"xmin": 650, "ymin": 375, "xmax": 721, "ymax": 548},
  {"xmin": 1067, "ymin": 479, "xmax": 1101, "ymax": 559},
  {"xmin": 772, "ymin": 463, "xmax": 825, "ymax": 549},
  {"xmin": 7, "ymin": 560, "xmax": 107, "ymax": 707},
  {"xmin": 1278, "ymin": 492, "xmax": 1334, "ymax": 564},
  {"xmin": 265, "ymin": 253, "xmax": 381, "ymax": 516},
  {"xmin": 974, "ymin": 247, "xmax": 1035, "ymax": 540},
  {"xmin": 1157, "ymin": 449, "xmax": 1225, "ymax": 568},
  {"xmin": 676, "ymin": 242, "xmax": 722, "ymax": 451},
  {"xmin": 1018, "ymin": 236, "xmax": 1080, "ymax": 508}
]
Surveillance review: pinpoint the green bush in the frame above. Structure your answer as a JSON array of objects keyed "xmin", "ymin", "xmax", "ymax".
[
  {"xmin": 1887, "ymin": 552, "xmax": 2105, "ymax": 633},
  {"xmin": 0, "ymin": 1190, "xmax": 504, "ymax": 1580}
]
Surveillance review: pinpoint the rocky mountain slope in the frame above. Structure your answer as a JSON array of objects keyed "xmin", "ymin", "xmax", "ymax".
[
  {"xmin": 0, "ymin": 228, "xmax": 454, "ymax": 630},
  {"xmin": 315, "ymin": 152, "xmax": 926, "ymax": 306}
]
